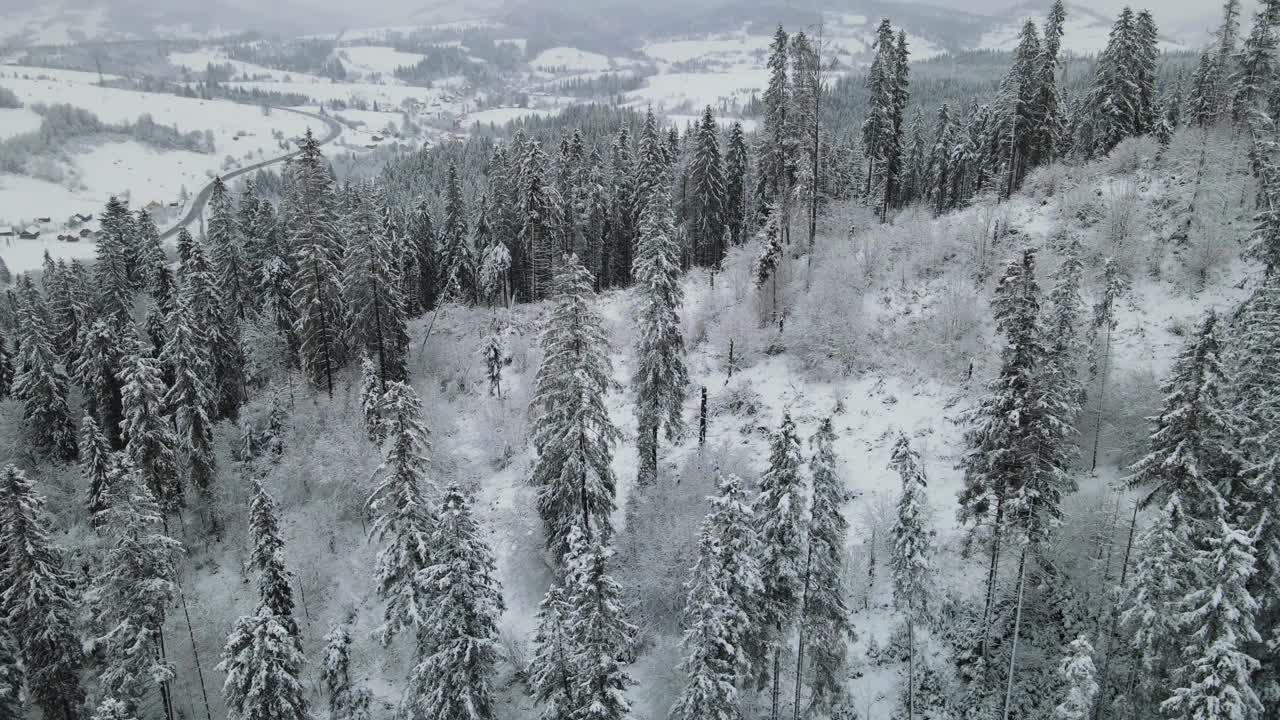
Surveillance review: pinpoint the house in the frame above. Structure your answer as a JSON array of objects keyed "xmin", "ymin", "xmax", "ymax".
[
  {"xmin": 0, "ymin": 226, "xmax": 13, "ymax": 237},
  {"xmin": 168, "ymin": 201, "xmax": 180, "ymax": 208},
  {"xmin": 75, "ymin": 213, "xmax": 93, "ymax": 222},
  {"xmin": 35, "ymin": 216, "xmax": 51, "ymax": 223},
  {"xmin": 371, "ymin": 135, "xmax": 383, "ymax": 141},
  {"xmin": 19, "ymin": 226, "xmax": 40, "ymax": 239},
  {"xmin": 79, "ymin": 228, "xmax": 93, "ymax": 238}
]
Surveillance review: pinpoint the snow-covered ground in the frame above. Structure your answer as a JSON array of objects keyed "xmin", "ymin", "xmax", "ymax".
[
  {"xmin": 169, "ymin": 50, "xmax": 323, "ymax": 82},
  {"xmin": 221, "ymin": 80, "xmax": 444, "ymax": 109},
  {"xmin": 625, "ymin": 68, "xmax": 769, "ymax": 113},
  {"xmin": 976, "ymin": 11, "xmax": 1186, "ymax": 54},
  {"xmin": 464, "ymin": 106, "xmax": 558, "ymax": 127},
  {"xmin": 531, "ymin": 47, "xmax": 626, "ymax": 72},
  {"xmin": 0, "ymin": 107, "xmax": 42, "ymax": 139},
  {"xmin": 338, "ymin": 46, "xmax": 426, "ymax": 79}
]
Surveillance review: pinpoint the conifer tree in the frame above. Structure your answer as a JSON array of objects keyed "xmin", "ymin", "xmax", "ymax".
[
  {"xmin": 0, "ymin": 328, "xmax": 13, "ymax": 401},
  {"xmin": 403, "ymin": 485, "xmax": 504, "ymax": 720},
  {"xmin": 1053, "ymin": 636, "xmax": 1098, "ymax": 720},
  {"xmin": 345, "ymin": 183, "xmax": 409, "ymax": 387},
  {"xmin": 322, "ymin": 623, "xmax": 373, "ymax": 720},
  {"xmin": 1161, "ymin": 519, "xmax": 1263, "ymax": 720},
  {"xmin": 0, "ymin": 465, "xmax": 84, "ymax": 720},
  {"xmin": 802, "ymin": 419, "xmax": 853, "ymax": 710},
  {"xmin": 162, "ymin": 297, "xmax": 216, "ymax": 501},
  {"xmin": 1090, "ymin": 8, "xmax": 1143, "ymax": 154},
  {"xmin": 725, "ymin": 122, "xmax": 750, "ymax": 247},
  {"xmin": 90, "ymin": 697, "xmax": 134, "ymax": 720},
  {"xmin": 12, "ymin": 287, "xmax": 77, "ymax": 460},
  {"xmin": 519, "ymin": 142, "xmax": 561, "ymax": 300},
  {"xmin": 529, "ymin": 256, "xmax": 620, "ymax": 558},
  {"xmin": 763, "ymin": 26, "xmax": 790, "ymax": 237},
  {"xmin": 999, "ymin": 20, "xmax": 1043, "ymax": 196},
  {"xmin": 689, "ymin": 106, "xmax": 728, "ymax": 268},
  {"xmin": 563, "ymin": 526, "xmax": 637, "ymax": 720},
  {"xmin": 118, "ymin": 350, "xmax": 182, "ymax": 514},
  {"xmin": 407, "ymin": 200, "xmax": 441, "ymax": 311},
  {"xmin": 752, "ymin": 412, "xmax": 807, "ymax": 719},
  {"xmin": 0, "ymin": 629, "xmax": 20, "ymax": 720},
  {"xmin": 88, "ymin": 462, "xmax": 182, "ymax": 712},
  {"xmin": 531, "ymin": 579, "xmax": 578, "ymax": 720},
  {"xmin": 290, "ymin": 130, "xmax": 346, "ymax": 396},
  {"xmin": 441, "ymin": 164, "xmax": 476, "ymax": 303},
  {"xmin": 632, "ymin": 166, "xmax": 688, "ymax": 487},
  {"xmin": 95, "ymin": 196, "xmax": 136, "ymax": 325},
  {"xmin": 890, "ymin": 433, "xmax": 932, "ymax": 720},
  {"xmin": 81, "ymin": 415, "xmax": 115, "ymax": 521},
  {"xmin": 74, "ymin": 319, "xmax": 126, "ymax": 447},
  {"xmin": 1127, "ymin": 312, "xmax": 1241, "ymax": 518},
  {"xmin": 218, "ymin": 482, "xmax": 307, "ymax": 720},
  {"xmin": 359, "ymin": 356, "xmax": 387, "ymax": 443},
  {"xmin": 1232, "ymin": 0, "xmax": 1280, "ymax": 126},
  {"xmin": 1035, "ymin": 0, "xmax": 1068, "ymax": 165},
  {"xmin": 209, "ymin": 176, "xmax": 249, "ymax": 321},
  {"xmin": 863, "ymin": 20, "xmax": 903, "ymax": 221},
  {"xmin": 367, "ymin": 381, "xmax": 437, "ymax": 642}
]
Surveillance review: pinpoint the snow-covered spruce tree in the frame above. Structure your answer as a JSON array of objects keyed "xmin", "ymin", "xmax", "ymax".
[
  {"xmin": 366, "ymin": 381, "xmax": 438, "ymax": 642},
  {"xmin": 81, "ymin": 414, "xmax": 115, "ymax": 521},
  {"xmin": 218, "ymin": 483, "xmax": 307, "ymax": 720},
  {"xmin": 531, "ymin": 579, "xmax": 579, "ymax": 720},
  {"xmin": 752, "ymin": 412, "xmax": 807, "ymax": 719},
  {"xmin": 1231, "ymin": 0, "xmax": 1280, "ymax": 128},
  {"xmin": 957, "ymin": 248, "xmax": 1049, "ymax": 659},
  {"xmin": 359, "ymin": 356, "xmax": 388, "ymax": 444},
  {"xmin": 862, "ymin": 19, "xmax": 898, "ymax": 219},
  {"xmin": 12, "ymin": 286, "xmax": 78, "ymax": 460},
  {"xmin": 162, "ymin": 296, "xmax": 217, "ymax": 502},
  {"xmin": 1161, "ymin": 518, "xmax": 1263, "ymax": 720},
  {"xmin": 1249, "ymin": 152, "xmax": 1280, "ymax": 276},
  {"xmin": 529, "ymin": 255, "xmax": 620, "ymax": 558},
  {"xmin": 801, "ymin": 419, "xmax": 853, "ymax": 711},
  {"xmin": 209, "ymin": 176, "xmax": 249, "ymax": 321},
  {"xmin": 688, "ymin": 105, "xmax": 727, "ymax": 269},
  {"xmin": 996, "ymin": 19, "xmax": 1042, "ymax": 196},
  {"xmin": 0, "ymin": 465, "xmax": 84, "ymax": 720},
  {"xmin": 762, "ymin": 25, "xmax": 790, "ymax": 238},
  {"xmin": 670, "ymin": 472, "xmax": 765, "ymax": 720},
  {"xmin": 725, "ymin": 122, "xmax": 750, "ymax": 247},
  {"xmin": 1127, "ymin": 311, "xmax": 1242, "ymax": 519},
  {"xmin": 322, "ymin": 623, "xmax": 372, "ymax": 720},
  {"xmin": 890, "ymin": 432, "xmax": 932, "ymax": 720},
  {"xmin": 563, "ymin": 525, "xmax": 637, "ymax": 720},
  {"xmin": 289, "ymin": 130, "xmax": 347, "ymax": 397},
  {"xmin": 88, "ymin": 461, "xmax": 182, "ymax": 712},
  {"xmin": 0, "ymin": 629, "xmax": 20, "ymax": 720},
  {"xmin": 94, "ymin": 196, "xmax": 136, "ymax": 326},
  {"xmin": 319, "ymin": 623, "xmax": 372, "ymax": 720},
  {"xmin": 345, "ymin": 182, "xmax": 409, "ymax": 388},
  {"xmin": 118, "ymin": 350, "xmax": 182, "ymax": 515},
  {"xmin": 1046, "ymin": 237, "xmax": 1087, "ymax": 413},
  {"xmin": 1034, "ymin": 0, "xmax": 1067, "ymax": 165},
  {"xmin": 632, "ymin": 164, "xmax": 688, "ymax": 487},
  {"xmin": 0, "ymin": 328, "xmax": 13, "ymax": 401},
  {"xmin": 90, "ymin": 697, "xmax": 134, "ymax": 720},
  {"xmin": 403, "ymin": 485, "xmax": 505, "ymax": 720},
  {"xmin": 483, "ymin": 327, "xmax": 503, "ymax": 398},
  {"xmin": 440, "ymin": 163, "xmax": 477, "ymax": 303},
  {"xmin": 179, "ymin": 230, "xmax": 245, "ymax": 420},
  {"xmin": 249, "ymin": 480, "xmax": 298, "ymax": 631},
  {"xmin": 73, "ymin": 318, "xmax": 126, "ymax": 447},
  {"xmin": 1052, "ymin": 635, "xmax": 1098, "ymax": 720}
]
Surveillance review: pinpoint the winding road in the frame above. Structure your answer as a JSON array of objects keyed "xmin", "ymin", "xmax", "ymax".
[{"xmin": 159, "ymin": 106, "xmax": 342, "ymax": 241}]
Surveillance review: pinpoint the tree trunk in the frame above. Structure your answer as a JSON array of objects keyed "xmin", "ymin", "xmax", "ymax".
[
  {"xmin": 980, "ymin": 498, "xmax": 1005, "ymax": 672},
  {"xmin": 1000, "ymin": 541, "xmax": 1030, "ymax": 720},
  {"xmin": 1091, "ymin": 321, "xmax": 1112, "ymax": 470},
  {"xmin": 178, "ymin": 580, "xmax": 214, "ymax": 720},
  {"xmin": 794, "ymin": 546, "xmax": 814, "ymax": 720}
]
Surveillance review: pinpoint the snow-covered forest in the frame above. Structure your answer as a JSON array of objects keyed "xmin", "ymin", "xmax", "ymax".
[{"xmin": 0, "ymin": 1, "xmax": 1279, "ymax": 720}]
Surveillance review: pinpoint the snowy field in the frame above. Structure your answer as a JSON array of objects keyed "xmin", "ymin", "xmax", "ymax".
[
  {"xmin": 0, "ymin": 107, "xmax": 42, "ymax": 139},
  {"xmin": 531, "ymin": 47, "xmax": 627, "ymax": 72},
  {"xmin": 338, "ymin": 46, "xmax": 427, "ymax": 79},
  {"xmin": 222, "ymin": 79, "xmax": 444, "ymax": 108},
  {"xmin": 625, "ymin": 68, "xmax": 769, "ymax": 113},
  {"xmin": 169, "ymin": 50, "xmax": 324, "ymax": 82}
]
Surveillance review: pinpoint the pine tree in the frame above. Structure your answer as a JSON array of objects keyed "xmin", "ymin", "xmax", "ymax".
[
  {"xmin": 753, "ymin": 412, "xmax": 807, "ymax": 718},
  {"xmin": 181, "ymin": 229, "xmax": 245, "ymax": 419},
  {"xmin": 890, "ymin": 433, "xmax": 931, "ymax": 720},
  {"xmin": 998, "ymin": 20, "xmax": 1043, "ymax": 196},
  {"xmin": 688, "ymin": 106, "xmax": 728, "ymax": 268},
  {"xmin": 1231, "ymin": 0, "xmax": 1280, "ymax": 126},
  {"xmin": 632, "ymin": 164, "xmax": 688, "ymax": 487},
  {"xmin": 81, "ymin": 414, "xmax": 115, "ymax": 520},
  {"xmin": 322, "ymin": 623, "xmax": 373, "ymax": 720},
  {"xmin": 1090, "ymin": 8, "xmax": 1142, "ymax": 154},
  {"xmin": 0, "ymin": 465, "xmax": 84, "ymax": 720},
  {"xmin": 95, "ymin": 196, "xmax": 136, "ymax": 325},
  {"xmin": 118, "ymin": 350, "xmax": 182, "ymax": 514},
  {"xmin": 12, "ymin": 286, "xmax": 77, "ymax": 460},
  {"xmin": 367, "ymin": 381, "xmax": 437, "ymax": 642},
  {"xmin": 87, "ymin": 461, "xmax": 182, "ymax": 711},
  {"xmin": 563, "ymin": 526, "xmax": 637, "ymax": 720},
  {"xmin": 345, "ymin": 183, "xmax": 409, "ymax": 387},
  {"xmin": 359, "ymin": 356, "xmax": 388, "ymax": 443},
  {"xmin": 763, "ymin": 25, "xmax": 791, "ymax": 241},
  {"xmin": 519, "ymin": 142, "xmax": 561, "ymax": 300},
  {"xmin": 670, "ymin": 533, "xmax": 740, "ymax": 720},
  {"xmin": 162, "ymin": 296, "xmax": 216, "ymax": 501},
  {"xmin": 863, "ymin": 20, "xmax": 902, "ymax": 221},
  {"xmin": 803, "ymin": 419, "xmax": 853, "ymax": 710},
  {"xmin": 1034, "ymin": 0, "xmax": 1068, "ymax": 165},
  {"xmin": 218, "ymin": 482, "xmax": 307, "ymax": 720},
  {"xmin": 403, "ymin": 485, "xmax": 505, "ymax": 720},
  {"xmin": 530, "ymin": 256, "xmax": 620, "ymax": 558},
  {"xmin": 90, "ymin": 697, "xmax": 135, "ymax": 720},
  {"xmin": 1053, "ymin": 636, "xmax": 1098, "ymax": 720},
  {"xmin": 0, "ymin": 328, "xmax": 13, "ymax": 401}
]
